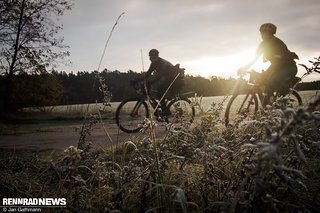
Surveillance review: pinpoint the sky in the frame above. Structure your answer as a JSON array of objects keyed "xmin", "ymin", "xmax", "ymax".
[{"xmin": 58, "ymin": 0, "xmax": 320, "ymax": 82}]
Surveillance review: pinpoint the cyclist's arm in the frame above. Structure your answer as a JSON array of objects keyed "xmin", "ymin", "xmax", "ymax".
[
  {"xmin": 145, "ymin": 61, "xmax": 156, "ymax": 78},
  {"xmin": 131, "ymin": 63, "xmax": 154, "ymax": 84},
  {"xmin": 145, "ymin": 61, "xmax": 163, "ymax": 82},
  {"xmin": 131, "ymin": 71, "xmax": 156, "ymax": 86}
]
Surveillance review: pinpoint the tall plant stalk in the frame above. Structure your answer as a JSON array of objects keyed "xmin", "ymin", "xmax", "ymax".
[
  {"xmin": 143, "ymin": 73, "xmax": 181, "ymax": 211},
  {"xmin": 78, "ymin": 13, "xmax": 125, "ymax": 163}
]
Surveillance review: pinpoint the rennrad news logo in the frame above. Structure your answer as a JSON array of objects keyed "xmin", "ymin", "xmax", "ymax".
[
  {"xmin": 2, "ymin": 198, "xmax": 66, "ymax": 206},
  {"xmin": 1, "ymin": 198, "xmax": 66, "ymax": 212}
]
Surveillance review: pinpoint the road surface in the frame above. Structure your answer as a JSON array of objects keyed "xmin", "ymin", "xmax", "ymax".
[{"xmin": 0, "ymin": 122, "xmax": 167, "ymax": 150}]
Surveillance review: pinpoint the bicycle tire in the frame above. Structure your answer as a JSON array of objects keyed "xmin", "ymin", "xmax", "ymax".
[
  {"xmin": 225, "ymin": 92, "xmax": 259, "ymax": 126},
  {"xmin": 285, "ymin": 90, "xmax": 302, "ymax": 107},
  {"xmin": 115, "ymin": 99, "xmax": 149, "ymax": 133},
  {"xmin": 166, "ymin": 97, "xmax": 195, "ymax": 125}
]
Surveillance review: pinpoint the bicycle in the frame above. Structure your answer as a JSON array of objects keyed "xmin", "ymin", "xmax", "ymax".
[
  {"xmin": 225, "ymin": 70, "xmax": 302, "ymax": 126},
  {"xmin": 115, "ymin": 81, "xmax": 196, "ymax": 133}
]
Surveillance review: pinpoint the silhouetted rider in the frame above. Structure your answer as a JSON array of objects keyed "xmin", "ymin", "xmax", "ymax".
[
  {"xmin": 239, "ymin": 23, "xmax": 299, "ymax": 105},
  {"xmin": 131, "ymin": 49, "xmax": 184, "ymax": 115}
]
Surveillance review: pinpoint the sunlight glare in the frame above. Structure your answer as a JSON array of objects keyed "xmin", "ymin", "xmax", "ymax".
[{"xmin": 184, "ymin": 50, "xmax": 268, "ymax": 79}]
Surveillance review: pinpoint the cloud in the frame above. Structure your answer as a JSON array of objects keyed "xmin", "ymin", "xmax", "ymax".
[{"xmin": 59, "ymin": 0, "xmax": 320, "ymax": 81}]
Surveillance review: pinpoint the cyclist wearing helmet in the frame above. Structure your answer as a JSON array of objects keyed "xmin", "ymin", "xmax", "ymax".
[
  {"xmin": 240, "ymin": 23, "xmax": 299, "ymax": 105},
  {"xmin": 132, "ymin": 49, "xmax": 185, "ymax": 115}
]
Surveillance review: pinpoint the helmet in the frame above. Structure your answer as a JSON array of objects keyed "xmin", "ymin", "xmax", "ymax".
[
  {"xmin": 149, "ymin": 49, "xmax": 159, "ymax": 56},
  {"xmin": 259, "ymin": 23, "xmax": 277, "ymax": 34}
]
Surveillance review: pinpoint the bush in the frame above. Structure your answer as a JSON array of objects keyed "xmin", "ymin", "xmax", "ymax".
[{"xmin": 11, "ymin": 73, "xmax": 64, "ymax": 110}]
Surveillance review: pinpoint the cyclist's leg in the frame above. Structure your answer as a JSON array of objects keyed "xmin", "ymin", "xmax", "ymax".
[
  {"xmin": 263, "ymin": 65, "xmax": 297, "ymax": 105},
  {"xmin": 166, "ymin": 80, "xmax": 185, "ymax": 117},
  {"xmin": 157, "ymin": 79, "xmax": 184, "ymax": 115},
  {"xmin": 143, "ymin": 79, "xmax": 155, "ymax": 95},
  {"xmin": 157, "ymin": 82, "xmax": 171, "ymax": 115},
  {"xmin": 276, "ymin": 65, "xmax": 298, "ymax": 95},
  {"xmin": 261, "ymin": 68, "xmax": 273, "ymax": 106}
]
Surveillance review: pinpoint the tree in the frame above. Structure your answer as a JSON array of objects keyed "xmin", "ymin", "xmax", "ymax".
[
  {"xmin": 10, "ymin": 73, "xmax": 64, "ymax": 110},
  {"xmin": 0, "ymin": 0, "xmax": 73, "ymax": 112}
]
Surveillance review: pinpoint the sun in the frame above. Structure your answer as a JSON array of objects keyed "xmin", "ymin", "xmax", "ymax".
[{"xmin": 184, "ymin": 50, "xmax": 267, "ymax": 79}]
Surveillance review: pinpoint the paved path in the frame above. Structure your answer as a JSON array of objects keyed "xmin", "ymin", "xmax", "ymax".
[{"xmin": 0, "ymin": 122, "xmax": 166, "ymax": 150}]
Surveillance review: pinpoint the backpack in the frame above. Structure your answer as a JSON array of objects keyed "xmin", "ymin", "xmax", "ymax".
[
  {"xmin": 289, "ymin": 51, "xmax": 299, "ymax": 60},
  {"xmin": 173, "ymin": 64, "xmax": 185, "ymax": 80}
]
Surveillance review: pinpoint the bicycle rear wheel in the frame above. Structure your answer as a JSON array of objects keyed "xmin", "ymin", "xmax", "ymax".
[
  {"xmin": 115, "ymin": 99, "xmax": 149, "ymax": 133},
  {"xmin": 284, "ymin": 90, "xmax": 302, "ymax": 108},
  {"xmin": 225, "ymin": 93, "xmax": 259, "ymax": 126},
  {"xmin": 167, "ymin": 97, "xmax": 195, "ymax": 126}
]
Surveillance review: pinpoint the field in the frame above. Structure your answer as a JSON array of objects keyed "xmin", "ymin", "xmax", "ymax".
[
  {"xmin": 0, "ymin": 90, "xmax": 319, "ymax": 212},
  {"xmin": 22, "ymin": 90, "xmax": 320, "ymax": 115}
]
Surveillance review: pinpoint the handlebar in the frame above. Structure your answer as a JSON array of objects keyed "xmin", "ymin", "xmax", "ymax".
[{"xmin": 235, "ymin": 68, "xmax": 264, "ymax": 86}]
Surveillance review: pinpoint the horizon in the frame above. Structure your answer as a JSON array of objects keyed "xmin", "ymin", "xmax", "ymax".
[{"xmin": 56, "ymin": 66, "xmax": 320, "ymax": 83}]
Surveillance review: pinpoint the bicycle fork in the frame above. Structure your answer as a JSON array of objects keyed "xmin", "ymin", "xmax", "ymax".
[
  {"xmin": 130, "ymin": 101, "xmax": 142, "ymax": 117},
  {"xmin": 238, "ymin": 94, "xmax": 255, "ymax": 113}
]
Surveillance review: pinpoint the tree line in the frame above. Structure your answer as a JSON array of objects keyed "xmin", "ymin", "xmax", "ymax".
[
  {"xmin": 0, "ymin": 69, "xmax": 319, "ymax": 111},
  {"xmin": 55, "ymin": 69, "xmax": 240, "ymax": 104}
]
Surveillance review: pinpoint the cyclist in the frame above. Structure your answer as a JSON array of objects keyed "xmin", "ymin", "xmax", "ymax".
[
  {"xmin": 239, "ymin": 23, "xmax": 299, "ymax": 105},
  {"xmin": 131, "ymin": 49, "xmax": 185, "ymax": 115}
]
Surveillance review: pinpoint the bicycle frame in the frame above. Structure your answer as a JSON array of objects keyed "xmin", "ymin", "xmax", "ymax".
[
  {"xmin": 144, "ymin": 91, "xmax": 196, "ymax": 113},
  {"xmin": 237, "ymin": 93, "xmax": 253, "ymax": 114},
  {"xmin": 248, "ymin": 84, "xmax": 265, "ymax": 107},
  {"xmin": 132, "ymin": 80, "xmax": 196, "ymax": 111},
  {"xmin": 130, "ymin": 101, "xmax": 144, "ymax": 116},
  {"xmin": 116, "ymin": 83, "xmax": 196, "ymax": 133},
  {"xmin": 235, "ymin": 73, "xmax": 273, "ymax": 108}
]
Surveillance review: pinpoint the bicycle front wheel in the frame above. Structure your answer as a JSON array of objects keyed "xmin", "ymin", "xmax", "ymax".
[
  {"xmin": 167, "ymin": 97, "xmax": 195, "ymax": 126},
  {"xmin": 225, "ymin": 93, "xmax": 259, "ymax": 126},
  {"xmin": 115, "ymin": 99, "xmax": 149, "ymax": 133}
]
